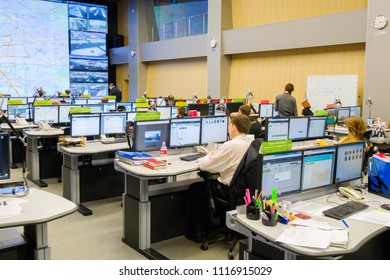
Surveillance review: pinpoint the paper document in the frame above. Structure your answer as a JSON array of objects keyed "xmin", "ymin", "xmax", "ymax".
[
  {"xmin": 293, "ymin": 201, "xmax": 327, "ymax": 215},
  {"xmin": 276, "ymin": 227, "xmax": 332, "ymax": 249},
  {"xmin": 350, "ymin": 210, "xmax": 390, "ymax": 227},
  {"xmin": 291, "ymin": 219, "xmax": 343, "ymax": 230},
  {"xmin": 330, "ymin": 229, "xmax": 349, "ymax": 248}
]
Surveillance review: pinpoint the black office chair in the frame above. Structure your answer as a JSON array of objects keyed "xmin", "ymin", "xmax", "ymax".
[
  {"xmin": 362, "ymin": 130, "xmax": 373, "ymax": 176},
  {"xmin": 197, "ymin": 138, "xmax": 263, "ymax": 259}
]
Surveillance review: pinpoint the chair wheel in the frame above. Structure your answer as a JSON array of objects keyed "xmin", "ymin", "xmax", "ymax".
[
  {"xmin": 228, "ymin": 251, "xmax": 234, "ymax": 260},
  {"xmin": 200, "ymin": 242, "xmax": 208, "ymax": 250}
]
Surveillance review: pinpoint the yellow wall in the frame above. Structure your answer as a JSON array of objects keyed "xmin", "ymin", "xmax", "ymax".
[
  {"xmin": 117, "ymin": 0, "xmax": 128, "ymax": 46},
  {"xmin": 229, "ymin": 43, "xmax": 366, "ymax": 112},
  {"xmin": 231, "ymin": 0, "xmax": 367, "ymax": 29},
  {"xmin": 146, "ymin": 58, "xmax": 208, "ymax": 99},
  {"xmin": 116, "ymin": 64, "xmax": 129, "ymax": 101}
]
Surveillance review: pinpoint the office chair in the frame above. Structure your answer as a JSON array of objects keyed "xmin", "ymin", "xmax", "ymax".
[{"xmin": 197, "ymin": 138, "xmax": 263, "ymax": 259}]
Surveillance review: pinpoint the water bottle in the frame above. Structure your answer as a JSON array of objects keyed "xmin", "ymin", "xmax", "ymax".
[{"xmin": 160, "ymin": 141, "xmax": 168, "ymax": 161}]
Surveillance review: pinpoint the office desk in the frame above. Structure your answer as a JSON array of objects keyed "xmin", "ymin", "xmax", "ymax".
[
  {"xmin": 0, "ymin": 188, "xmax": 77, "ymax": 259},
  {"xmin": 114, "ymin": 153, "xmax": 200, "ymax": 260},
  {"xmin": 59, "ymin": 141, "xmax": 129, "ymax": 216},
  {"xmin": 24, "ymin": 129, "xmax": 64, "ymax": 188},
  {"xmin": 227, "ymin": 191, "xmax": 390, "ymax": 260}
]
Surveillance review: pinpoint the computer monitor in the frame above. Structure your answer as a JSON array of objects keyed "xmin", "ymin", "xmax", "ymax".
[
  {"xmin": 0, "ymin": 133, "xmax": 10, "ymax": 180},
  {"xmin": 188, "ymin": 103, "xmax": 209, "ymax": 116},
  {"xmin": 59, "ymin": 105, "xmax": 82, "ymax": 124},
  {"xmin": 261, "ymin": 151, "xmax": 302, "ymax": 197},
  {"xmin": 33, "ymin": 105, "xmax": 59, "ymax": 124},
  {"xmin": 307, "ymin": 116, "xmax": 327, "ymax": 139},
  {"xmin": 7, "ymin": 104, "xmax": 31, "ymax": 121},
  {"xmin": 74, "ymin": 99, "xmax": 88, "ymax": 105},
  {"xmin": 288, "ymin": 117, "xmax": 309, "ymax": 141},
  {"xmin": 169, "ymin": 118, "xmax": 201, "ymax": 148},
  {"xmin": 301, "ymin": 147, "xmax": 336, "ymax": 191},
  {"xmin": 156, "ymin": 98, "xmax": 166, "ymax": 107},
  {"xmin": 156, "ymin": 106, "xmax": 172, "ymax": 119},
  {"xmin": 334, "ymin": 141, "xmax": 364, "ymax": 184},
  {"xmin": 326, "ymin": 108, "xmax": 336, "ymax": 125},
  {"xmin": 103, "ymin": 103, "xmax": 116, "ymax": 112},
  {"xmin": 265, "ymin": 118, "xmax": 289, "ymax": 141},
  {"xmin": 87, "ymin": 99, "xmax": 101, "ymax": 105},
  {"xmin": 201, "ymin": 115, "xmax": 229, "ymax": 145},
  {"xmin": 100, "ymin": 112, "xmax": 127, "ymax": 135},
  {"xmin": 226, "ymin": 102, "xmax": 244, "ymax": 116},
  {"xmin": 70, "ymin": 113, "xmax": 101, "ymax": 137},
  {"xmin": 84, "ymin": 104, "xmax": 103, "ymax": 113},
  {"xmin": 117, "ymin": 102, "xmax": 133, "ymax": 112},
  {"xmin": 337, "ymin": 108, "xmax": 350, "ymax": 123},
  {"xmin": 349, "ymin": 106, "xmax": 361, "ymax": 117},
  {"xmin": 133, "ymin": 119, "xmax": 170, "ymax": 152},
  {"xmin": 259, "ymin": 104, "xmax": 274, "ymax": 118}
]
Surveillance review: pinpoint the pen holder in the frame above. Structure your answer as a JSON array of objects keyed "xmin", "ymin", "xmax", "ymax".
[
  {"xmin": 246, "ymin": 204, "xmax": 260, "ymax": 220},
  {"xmin": 261, "ymin": 211, "xmax": 277, "ymax": 227}
]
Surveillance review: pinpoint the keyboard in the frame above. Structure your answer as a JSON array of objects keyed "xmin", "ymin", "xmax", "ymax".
[
  {"xmin": 322, "ymin": 201, "xmax": 369, "ymax": 220},
  {"xmin": 101, "ymin": 137, "xmax": 127, "ymax": 144},
  {"xmin": 180, "ymin": 153, "xmax": 207, "ymax": 161}
]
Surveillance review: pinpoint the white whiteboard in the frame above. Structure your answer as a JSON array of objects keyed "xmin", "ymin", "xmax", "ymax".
[{"xmin": 306, "ymin": 75, "xmax": 358, "ymax": 111}]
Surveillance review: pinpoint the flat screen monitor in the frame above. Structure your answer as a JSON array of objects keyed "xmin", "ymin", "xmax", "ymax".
[
  {"xmin": 33, "ymin": 105, "xmax": 59, "ymax": 124},
  {"xmin": 156, "ymin": 98, "xmax": 166, "ymax": 107},
  {"xmin": 265, "ymin": 118, "xmax": 289, "ymax": 141},
  {"xmin": 103, "ymin": 103, "xmax": 116, "ymax": 112},
  {"xmin": 7, "ymin": 104, "xmax": 31, "ymax": 121},
  {"xmin": 326, "ymin": 108, "xmax": 336, "ymax": 125},
  {"xmin": 261, "ymin": 151, "xmax": 302, "ymax": 197},
  {"xmin": 226, "ymin": 102, "xmax": 244, "ymax": 116},
  {"xmin": 100, "ymin": 112, "xmax": 127, "ymax": 135},
  {"xmin": 74, "ymin": 99, "xmax": 88, "ymax": 105},
  {"xmin": 337, "ymin": 108, "xmax": 350, "ymax": 123},
  {"xmin": 133, "ymin": 120, "xmax": 170, "ymax": 152},
  {"xmin": 70, "ymin": 113, "xmax": 100, "ymax": 137},
  {"xmin": 84, "ymin": 104, "xmax": 103, "ymax": 113},
  {"xmin": 0, "ymin": 133, "xmax": 10, "ymax": 180},
  {"xmin": 188, "ymin": 103, "xmax": 209, "ymax": 116},
  {"xmin": 87, "ymin": 99, "xmax": 101, "ymax": 105},
  {"xmin": 201, "ymin": 115, "xmax": 229, "ymax": 145},
  {"xmin": 334, "ymin": 141, "xmax": 364, "ymax": 184},
  {"xmin": 70, "ymin": 30, "xmax": 106, "ymax": 58},
  {"xmin": 117, "ymin": 102, "xmax": 133, "ymax": 112},
  {"xmin": 349, "ymin": 106, "xmax": 361, "ymax": 117},
  {"xmin": 59, "ymin": 105, "xmax": 82, "ymax": 124},
  {"xmin": 259, "ymin": 104, "xmax": 274, "ymax": 118},
  {"xmin": 301, "ymin": 147, "xmax": 336, "ymax": 191},
  {"xmin": 307, "ymin": 116, "xmax": 327, "ymax": 138},
  {"xmin": 156, "ymin": 106, "xmax": 172, "ymax": 119},
  {"xmin": 170, "ymin": 118, "xmax": 201, "ymax": 148},
  {"xmin": 288, "ymin": 117, "xmax": 309, "ymax": 141}
]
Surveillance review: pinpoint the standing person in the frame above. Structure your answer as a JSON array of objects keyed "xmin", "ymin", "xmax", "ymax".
[
  {"xmin": 301, "ymin": 100, "xmax": 314, "ymax": 116},
  {"xmin": 185, "ymin": 115, "xmax": 252, "ymax": 242},
  {"xmin": 275, "ymin": 83, "xmax": 297, "ymax": 117},
  {"xmin": 108, "ymin": 83, "xmax": 122, "ymax": 102}
]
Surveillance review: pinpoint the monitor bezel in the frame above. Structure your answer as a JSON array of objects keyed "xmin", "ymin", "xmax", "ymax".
[{"xmin": 133, "ymin": 119, "xmax": 170, "ymax": 152}]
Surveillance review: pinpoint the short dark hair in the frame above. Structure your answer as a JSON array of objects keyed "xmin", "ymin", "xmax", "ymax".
[
  {"xmin": 285, "ymin": 83, "xmax": 294, "ymax": 94},
  {"xmin": 177, "ymin": 106, "xmax": 186, "ymax": 116},
  {"xmin": 239, "ymin": 105, "xmax": 250, "ymax": 116},
  {"xmin": 232, "ymin": 115, "xmax": 251, "ymax": 134},
  {"xmin": 109, "ymin": 83, "xmax": 115, "ymax": 87}
]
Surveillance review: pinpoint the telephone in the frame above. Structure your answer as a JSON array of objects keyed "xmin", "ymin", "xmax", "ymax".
[
  {"xmin": 16, "ymin": 117, "xmax": 28, "ymax": 126},
  {"xmin": 195, "ymin": 146, "xmax": 209, "ymax": 154},
  {"xmin": 38, "ymin": 120, "xmax": 53, "ymax": 131},
  {"xmin": 338, "ymin": 187, "xmax": 364, "ymax": 201}
]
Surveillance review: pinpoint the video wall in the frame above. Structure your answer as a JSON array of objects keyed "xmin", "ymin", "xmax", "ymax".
[{"xmin": 0, "ymin": 0, "xmax": 108, "ymax": 98}]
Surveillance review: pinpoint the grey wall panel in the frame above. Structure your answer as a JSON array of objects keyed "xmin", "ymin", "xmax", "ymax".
[
  {"xmin": 109, "ymin": 46, "xmax": 129, "ymax": 65},
  {"xmin": 140, "ymin": 34, "xmax": 207, "ymax": 62},
  {"xmin": 223, "ymin": 9, "xmax": 367, "ymax": 55}
]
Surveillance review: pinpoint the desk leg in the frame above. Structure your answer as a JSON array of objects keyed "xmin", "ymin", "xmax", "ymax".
[
  {"xmin": 123, "ymin": 177, "xmax": 168, "ymax": 260},
  {"xmin": 23, "ymin": 223, "xmax": 51, "ymax": 260},
  {"xmin": 62, "ymin": 154, "xmax": 92, "ymax": 216},
  {"xmin": 26, "ymin": 137, "xmax": 47, "ymax": 187}
]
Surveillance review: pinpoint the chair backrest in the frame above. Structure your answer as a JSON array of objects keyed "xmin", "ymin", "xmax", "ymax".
[
  {"xmin": 362, "ymin": 130, "xmax": 373, "ymax": 175},
  {"xmin": 228, "ymin": 138, "xmax": 263, "ymax": 208}
]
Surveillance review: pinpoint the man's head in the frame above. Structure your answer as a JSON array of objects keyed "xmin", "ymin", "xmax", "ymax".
[
  {"xmin": 238, "ymin": 105, "xmax": 250, "ymax": 116},
  {"xmin": 109, "ymin": 83, "xmax": 115, "ymax": 90},
  {"xmin": 229, "ymin": 115, "xmax": 251, "ymax": 139},
  {"xmin": 176, "ymin": 106, "xmax": 186, "ymax": 117},
  {"xmin": 285, "ymin": 83, "xmax": 294, "ymax": 94}
]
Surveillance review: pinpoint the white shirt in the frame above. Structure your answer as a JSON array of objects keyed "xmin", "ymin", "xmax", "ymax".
[{"xmin": 198, "ymin": 134, "xmax": 252, "ymax": 186}]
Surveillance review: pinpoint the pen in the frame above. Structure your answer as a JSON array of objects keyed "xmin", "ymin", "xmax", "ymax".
[{"xmin": 342, "ymin": 219, "xmax": 349, "ymax": 228}]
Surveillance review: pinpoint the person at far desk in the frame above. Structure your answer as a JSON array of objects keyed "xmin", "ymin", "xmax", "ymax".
[
  {"xmin": 186, "ymin": 115, "xmax": 252, "ymax": 242},
  {"xmin": 108, "ymin": 83, "xmax": 122, "ymax": 102},
  {"xmin": 275, "ymin": 83, "xmax": 297, "ymax": 117},
  {"xmin": 338, "ymin": 116, "xmax": 367, "ymax": 143},
  {"xmin": 230, "ymin": 105, "xmax": 262, "ymax": 139},
  {"xmin": 176, "ymin": 106, "xmax": 187, "ymax": 118},
  {"xmin": 166, "ymin": 95, "xmax": 175, "ymax": 106},
  {"xmin": 301, "ymin": 100, "xmax": 314, "ymax": 116}
]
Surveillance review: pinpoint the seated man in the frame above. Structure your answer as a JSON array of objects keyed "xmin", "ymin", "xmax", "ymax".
[{"xmin": 186, "ymin": 114, "xmax": 252, "ymax": 242}]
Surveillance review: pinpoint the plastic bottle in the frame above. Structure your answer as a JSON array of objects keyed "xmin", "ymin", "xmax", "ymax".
[{"xmin": 160, "ymin": 141, "xmax": 168, "ymax": 161}]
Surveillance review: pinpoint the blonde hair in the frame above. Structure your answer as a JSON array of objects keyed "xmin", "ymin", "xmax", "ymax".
[{"xmin": 339, "ymin": 116, "xmax": 366, "ymax": 143}]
